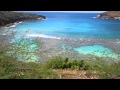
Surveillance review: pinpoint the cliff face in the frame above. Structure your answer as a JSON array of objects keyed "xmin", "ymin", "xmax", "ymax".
[
  {"xmin": 0, "ymin": 11, "xmax": 46, "ymax": 27},
  {"xmin": 96, "ymin": 11, "xmax": 120, "ymax": 20}
]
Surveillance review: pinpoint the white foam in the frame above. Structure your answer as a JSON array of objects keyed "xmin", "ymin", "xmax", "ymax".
[
  {"xmin": 93, "ymin": 17, "xmax": 96, "ymax": 18},
  {"xmin": 26, "ymin": 34, "xmax": 61, "ymax": 39},
  {"xmin": 37, "ymin": 18, "xmax": 47, "ymax": 20},
  {"xmin": 18, "ymin": 21, "xmax": 22, "ymax": 23},
  {"xmin": 1, "ymin": 34, "xmax": 6, "ymax": 35},
  {"xmin": 9, "ymin": 24, "xmax": 17, "ymax": 28},
  {"xmin": 117, "ymin": 41, "xmax": 120, "ymax": 44},
  {"xmin": 9, "ymin": 21, "xmax": 23, "ymax": 28}
]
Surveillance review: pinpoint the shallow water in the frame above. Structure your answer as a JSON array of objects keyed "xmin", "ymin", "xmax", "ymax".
[
  {"xmin": 74, "ymin": 45, "xmax": 119, "ymax": 58},
  {"xmin": 1, "ymin": 12, "xmax": 120, "ymax": 61}
]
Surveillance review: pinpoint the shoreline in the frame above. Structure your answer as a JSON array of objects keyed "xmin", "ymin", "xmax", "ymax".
[
  {"xmin": 0, "ymin": 11, "xmax": 46, "ymax": 28},
  {"xmin": 0, "ymin": 23, "xmax": 14, "ymax": 28},
  {"xmin": 96, "ymin": 11, "xmax": 120, "ymax": 20},
  {"xmin": 0, "ymin": 21, "xmax": 22, "ymax": 28}
]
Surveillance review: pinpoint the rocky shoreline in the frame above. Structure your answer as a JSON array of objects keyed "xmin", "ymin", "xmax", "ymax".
[
  {"xmin": 0, "ymin": 11, "xmax": 46, "ymax": 28},
  {"xmin": 96, "ymin": 11, "xmax": 120, "ymax": 20}
]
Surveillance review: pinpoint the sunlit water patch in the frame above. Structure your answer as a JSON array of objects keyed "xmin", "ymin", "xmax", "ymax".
[
  {"xmin": 74, "ymin": 45, "xmax": 119, "ymax": 59},
  {"xmin": 1, "ymin": 12, "xmax": 120, "ymax": 61}
]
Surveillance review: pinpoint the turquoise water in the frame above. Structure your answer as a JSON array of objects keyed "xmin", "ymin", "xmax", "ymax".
[
  {"xmin": 1, "ymin": 12, "xmax": 120, "ymax": 60},
  {"xmin": 74, "ymin": 45, "xmax": 119, "ymax": 58},
  {"xmin": 11, "ymin": 37, "xmax": 39, "ymax": 62},
  {"xmin": 5, "ymin": 12, "xmax": 120, "ymax": 39}
]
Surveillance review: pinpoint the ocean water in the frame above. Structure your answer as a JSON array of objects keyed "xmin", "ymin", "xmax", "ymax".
[
  {"xmin": 2, "ymin": 12, "xmax": 120, "ymax": 59},
  {"xmin": 74, "ymin": 45, "xmax": 119, "ymax": 58},
  {"xmin": 5, "ymin": 12, "xmax": 120, "ymax": 39}
]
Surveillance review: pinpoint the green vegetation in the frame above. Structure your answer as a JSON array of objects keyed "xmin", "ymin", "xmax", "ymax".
[
  {"xmin": 0, "ymin": 11, "xmax": 45, "ymax": 27},
  {"xmin": 1, "ymin": 11, "xmax": 120, "ymax": 79},
  {"xmin": 44, "ymin": 56, "xmax": 120, "ymax": 79},
  {"xmin": 0, "ymin": 31, "xmax": 120, "ymax": 79},
  {"xmin": 0, "ymin": 33, "xmax": 58, "ymax": 79},
  {"xmin": 44, "ymin": 56, "xmax": 92, "ymax": 70},
  {"xmin": 92, "ymin": 59, "xmax": 120, "ymax": 79},
  {"xmin": 0, "ymin": 58, "xmax": 59, "ymax": 79}
]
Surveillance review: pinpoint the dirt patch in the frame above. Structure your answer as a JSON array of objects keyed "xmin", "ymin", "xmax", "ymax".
[{"xmin": 53, "ymin": 69, "xmax": 98, "ymax": 79}]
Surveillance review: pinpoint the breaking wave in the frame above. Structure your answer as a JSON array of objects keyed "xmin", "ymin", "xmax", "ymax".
[
  {"xmin": 9, "ymin": 21, "xmax": 23, "ymax": 28},
  {"xmin": 26, "ymin": 34, "xmax": 61, "ymax": 39}
]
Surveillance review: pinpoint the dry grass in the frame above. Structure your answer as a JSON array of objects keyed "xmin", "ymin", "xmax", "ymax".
[{"xmin": 53, "ymin": 69, "xmax": 98, "ymax": 79}]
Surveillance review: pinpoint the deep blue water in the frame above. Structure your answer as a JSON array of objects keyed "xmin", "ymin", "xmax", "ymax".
[
  {"xmin": 5, "ymin": 12, "xmax": 120, "ymax": 39},
  {"xmin": 2, "ymin": 12, "xmax": 120, "ymax": 59}
]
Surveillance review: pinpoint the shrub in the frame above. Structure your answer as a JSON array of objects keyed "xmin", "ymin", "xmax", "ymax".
[
  {"xmin": 77, "ymin": 60, "xmax": 92, "ymax": 70},
  {"xmin": 93, "ymin": 61, "xmax": 120, "ymax": 79},
  {"xmin": 45, "ymin": 57, "xmax": 92, "ymax": 70},
  {"xmin": 0, "ymin": 31, "xmax": 58, "ymax": 79},
  {"xmin": 45, "ymin": 56, "xmax": 65, "ymax": 69},
  {"xmin": 65, "ymin": 57, "xmax": 68, "ymax": 63}
]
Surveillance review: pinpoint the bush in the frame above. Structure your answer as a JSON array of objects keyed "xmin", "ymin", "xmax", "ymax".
[
  {"xmin": 0, "ymin": 32, "xmax": 58, "ymax": 79},
  {"xmin": 1, "ymin": 30, "xmax": 120, "ymax": 79},
  {"xmin": 93, "ymin": 60, "xmax": 120, "ymax": 79},
  {"xmin": 65, "ymin": 57, "xmax": 68, "ymax": 63},
  {"xmin": 0, "ymin": 54, "xmax": 58, "ymax": 79},
  {"xmin": 45, "ymin": 56, "xmax": 92, "ymax": 70},
  {"xmin": 45, "ymin": 56, "xmax": 65, "ymax": 69}
]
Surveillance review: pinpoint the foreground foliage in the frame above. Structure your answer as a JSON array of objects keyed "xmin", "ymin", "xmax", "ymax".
[
  {"xmin": 44, "ymin": 56, "xmax": 92, "ymax": 70},
  {"xmin": 0, "ymin": 58, "xmax": 59, "ymax": 79},
  {"xmin": 0, "ymin": 32, "xmax": 120, "ymax": 79},
  {"xmin": 0, "ymin": 32, "xmax": 58, "ymax": 79},
  {"xmin": 45, "ymin": 56, "xmax": 120, "ymax": 79}
]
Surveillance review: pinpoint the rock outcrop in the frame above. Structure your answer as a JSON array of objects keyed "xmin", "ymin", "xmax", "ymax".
[
  {"xmin": 96, "ymin": 11, "xmax": 120, "ymax": 20},
  {"xmin": 0, "ymin": 11, "xmax": 46, "ymax": 27}
]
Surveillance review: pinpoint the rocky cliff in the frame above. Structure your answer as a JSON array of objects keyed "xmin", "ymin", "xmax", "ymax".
[
  {"xmin": 96, "ymin": 11, "xmax": 120, "ymax": 20},
  {"xmin": 0, "ymin": 11, "xmax": 46, "ymax": 27}
]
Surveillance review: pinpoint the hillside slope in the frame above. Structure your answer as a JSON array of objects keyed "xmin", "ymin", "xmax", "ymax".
[
  {"xmin": 96, "ymin": 11, "xmax": 120, "ymax": 20},
  {"xmin": 0, "ymin": 11, "xmax": 46, "ymax": 27}
]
